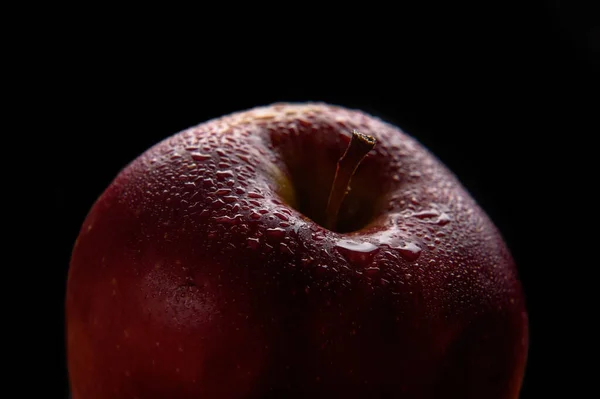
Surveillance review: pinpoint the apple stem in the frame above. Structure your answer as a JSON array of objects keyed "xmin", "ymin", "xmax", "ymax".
[{"xmin": 326, "ymin": 130, "xmax": 376, "ymax": 231}]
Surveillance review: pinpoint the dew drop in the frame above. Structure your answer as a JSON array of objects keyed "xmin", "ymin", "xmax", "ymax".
[
  {"xmin": 266, "ymin": 227, "xmax": 286, "ymax": 239},
  {"xmin": 311, "ymin": 233, "xmax": 325, "ymax": 241},
  {"xmin": 273, "ymin": 212, "xmax": 289, "ymax": 221},
  {"xmin": 436, "ymin": 212, "xmax": 451, "ymax": 226},
  {"xmin": 396, "ymin": 242, "xmax": 422, "ymax": 261},
  {"xmin": 296, "ymin": 256, "xmax": 311, "ymax": 267},
  {"xmin": 335, "ymin": 240, "xmax": 378, "ymax": 253},
  {"xmin": 247, "ymin": 237, "xmax": 260, "ymax": 249},
  {"xmin": 191, "ymin": 153, "xmax": 211, "ymax": 161},
  {"xmin": 238, "ymin": 154, "xmax": 252, "ymax": 164},
  {"xmin": 335, "ymin": 240, "xmax": 379, "ymax": 264},
  {"xmin": 413, "ymin": 210, "xmax": 439, "ymax": 219},
  {"xmin": 216, "ymin": 170, "xmax": 234, "ymax": 180},
  {"xmin": 279, "ymin": 243, "xmax": 294, "ymax": 255},
  {"xmin": 213, "ymin": 214, "xmax": 243, "ymax": 224}
]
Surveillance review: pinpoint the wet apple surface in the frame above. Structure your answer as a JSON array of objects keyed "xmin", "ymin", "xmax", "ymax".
[{"xmin": 66, "ymin": 103, "xmax": 528, "ymax": 398}]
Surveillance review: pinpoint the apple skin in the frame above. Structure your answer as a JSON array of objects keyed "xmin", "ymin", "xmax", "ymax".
[{"xmin": 66, "ymin": 103, "xmax": 528, "ymax": 398}]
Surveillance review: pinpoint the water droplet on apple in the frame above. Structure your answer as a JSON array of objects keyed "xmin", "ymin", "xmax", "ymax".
[
  {"xmin": 335, "ymin": 240, "xmax": 379, "ymax": 264},
  {"xmin": 215, "ymin": 188, "xmax": 231, "ymax": 196},
  {"xmin": 216, "ymin": 170, "xmax": 234, "ymax": 180},
  {"xmin": 413, "ymin": 210, "xmax": 439, "ymax": 219},
  {"xmin": 396, "ymin": 242, "xmax": 422, "ymax": 261},
  {"xmin": 301, "ymin": 257, "xmax": 314, "ymax": 266},
  {"xmin": 266, "ymin": 227, "xmax": 286, "ymax": 239},
  {"xmin": 247, "ymin": 237, "xmax": 260, "ymax": 249},
  {"xmin": 191, "ymin": 152, "xmax": 211, "ymax": 161},
  {"xmin": 410, "ymin": 209, "xmax": 451, "ymax": 226},
  {"xmin": 213, "ymin": 214, "xmax": 243, "ymax": 224},
  {"xmin": 273, "ymin": 212, "xmax": 289, "ymax": 221},
  {"xmin": 436, "ymin": 212, "xmax": 451, "ymax": 226},
  {"xmin": 279, "ymin": 243, "xmax": 294, "ymax": 255},
  {"xmin": 310, "ymin": 232, "xmax": 325, "ymax": 241},
  {"xmin": 336, "ymin": 240, "xmax": 378, "ymax": 253},
  {"xmin": 237, "ymin": 154, "xmax": 252, "ymax": 164}
]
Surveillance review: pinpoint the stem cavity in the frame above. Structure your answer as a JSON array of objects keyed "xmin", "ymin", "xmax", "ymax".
[{"xmin": 325, "ymin": 130, "xmax": 376, "ymax": 231}]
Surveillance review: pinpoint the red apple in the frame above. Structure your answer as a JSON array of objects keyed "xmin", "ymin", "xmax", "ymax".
[{"xmin": 66, "ymin": 103, "xmax": 528, "ymax": 398}]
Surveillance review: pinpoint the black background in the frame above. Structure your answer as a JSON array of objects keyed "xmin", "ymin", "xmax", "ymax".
[{"xmin": 40, "ymin": 2, "xmax": 597, "ymax": 398}]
